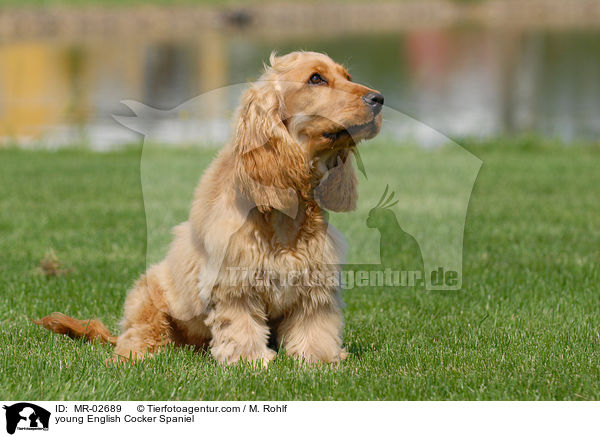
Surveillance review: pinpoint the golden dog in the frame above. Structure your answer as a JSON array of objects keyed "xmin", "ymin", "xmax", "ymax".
[{"xmin": 35, "ymin": 51, "xmax": 383, "ymax": 366}]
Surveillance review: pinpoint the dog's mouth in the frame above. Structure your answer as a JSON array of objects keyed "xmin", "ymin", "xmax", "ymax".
[
  {"xmin": 322, "ymin": 146, "xmax": 366, "ymax": 177},
  {"xmin": 321, "ymin": 119, "xmax": 375, "ymax": 175},
  {"xmin": 324, "ymin": 147, "xmax": 352, "ymax": 171},
  {"xmin": 322, "ymin": 118, "xmax": 378, "ymax": 143}
]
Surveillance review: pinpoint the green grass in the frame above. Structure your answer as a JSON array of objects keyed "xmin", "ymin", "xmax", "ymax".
[{"xmin": 0, "ymin": 138, "xmax": 599, "ymax": 400}]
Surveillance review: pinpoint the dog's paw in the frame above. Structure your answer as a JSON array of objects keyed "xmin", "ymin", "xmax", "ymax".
[
  {"xmin": 290, "ymin": 347, "xmax": 348, "ymax": 366},
  {"xmin": 254, "ymin": 348, "xmax": 277, "ymax": 368},
  {"xmin": 241, "ymin": 348, "xmax": 277, "ymax": 369},
  {"xmin": 213, "ymin": 347, "xmax": 276, "ymax": 368}
]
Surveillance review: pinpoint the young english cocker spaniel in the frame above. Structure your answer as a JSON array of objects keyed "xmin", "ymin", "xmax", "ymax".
[{"xmin": 35, "ymin": 51, "xmax": 384, "ymax": 366}]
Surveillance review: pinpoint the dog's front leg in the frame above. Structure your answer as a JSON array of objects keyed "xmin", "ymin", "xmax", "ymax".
[
  {"xmin": 278, "ymin": 294, "xmax": 348, "ymax": 364},
  {"xmin": 206, "ymin": 294, "xmax": 275, "ymax": 367}
]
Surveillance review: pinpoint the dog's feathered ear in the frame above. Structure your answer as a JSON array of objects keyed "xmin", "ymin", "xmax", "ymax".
[
  {"xmin": 233, "ymin": 81, "xmax": 308, "ymax": 215},
  {"xmin": 314, "ymin": 152, "xmax": 358, "ymax": 212}
]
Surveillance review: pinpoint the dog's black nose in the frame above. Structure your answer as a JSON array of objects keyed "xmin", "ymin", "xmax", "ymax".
[{"xmin": 362, "ymin": 92, "xmax": 384, "ymax": 114}]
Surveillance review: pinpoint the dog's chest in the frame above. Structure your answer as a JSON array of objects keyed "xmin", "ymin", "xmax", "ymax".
[
  {"xmin": 222, "ymin": 208, "xmax": 346, "ymax": 315},
  {"xmin": 257, "ymin": 249, "xmax": 328, "ymax": 315},
  {"xmin": 257, "ymin": 230, "xmax": 343, "ymax": 316}
]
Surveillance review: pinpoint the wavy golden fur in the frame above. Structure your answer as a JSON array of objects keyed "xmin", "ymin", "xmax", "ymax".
[{"xmin": 34, "ymin": 51, "xmax": 383, "ymax": 366}]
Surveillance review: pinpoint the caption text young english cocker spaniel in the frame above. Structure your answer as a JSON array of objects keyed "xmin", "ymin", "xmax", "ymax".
[{"xmin": 35, "ymin": 51, "xmax": 384, "ymax": 366}]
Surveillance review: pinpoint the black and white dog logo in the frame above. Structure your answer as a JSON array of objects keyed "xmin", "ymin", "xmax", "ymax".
[{"xmin": 3, "ymin": 403, "xmax": 50, "ymax": 435}]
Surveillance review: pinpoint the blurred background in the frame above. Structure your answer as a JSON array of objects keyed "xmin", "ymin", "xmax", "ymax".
[{"xmin": 1, "ymin": 0, "xmax": 599, "ymax": 149}]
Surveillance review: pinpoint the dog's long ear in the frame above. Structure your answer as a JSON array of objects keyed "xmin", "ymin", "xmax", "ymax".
[
  {"xmin": 233, "ymin": 81, "xmax": 308, "ymax": 215},
  {"xmin": 315, "ymin": 151, "xmax": 358, "ymax": 212}
]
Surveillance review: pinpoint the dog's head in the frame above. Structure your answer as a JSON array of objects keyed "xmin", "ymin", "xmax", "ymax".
[{"xmin": 233, "ymin": 51, "xmax": 383, "ymax": 213}]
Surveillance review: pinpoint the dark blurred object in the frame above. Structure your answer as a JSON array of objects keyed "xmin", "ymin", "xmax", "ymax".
[
  {"xmin": 38, "ymin": 250, "xmax": 72, "ymax": 277},
  {"xmin": 221, "ymin": 8, "xmax": 253, "ymax": 29}
]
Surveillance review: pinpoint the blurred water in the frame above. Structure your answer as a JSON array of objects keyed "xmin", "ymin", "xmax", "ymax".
[{"xmin": 1, "ymin": 27, "xmax": 599, "ymax": 148}]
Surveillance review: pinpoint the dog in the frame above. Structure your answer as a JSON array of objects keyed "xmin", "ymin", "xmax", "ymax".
[{"xmin": 34, "ymin": 51, "xmax": 383, "ymax": 366}]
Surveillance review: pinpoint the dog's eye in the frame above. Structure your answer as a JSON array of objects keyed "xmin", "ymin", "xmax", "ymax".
[{"xmin": 308, "ymin": 73, "xmax": 327, "ymax": 85}]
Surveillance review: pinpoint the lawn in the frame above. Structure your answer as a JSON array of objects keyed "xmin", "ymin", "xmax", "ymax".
[{"xmin": 0, "ymin": 138, "xmax": 599, "ymax": 400}]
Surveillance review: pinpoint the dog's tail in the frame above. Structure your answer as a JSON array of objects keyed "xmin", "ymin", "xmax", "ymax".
[{"xmin": 33, "ymin": 312, "xmax": 117, "ymax": 346}]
